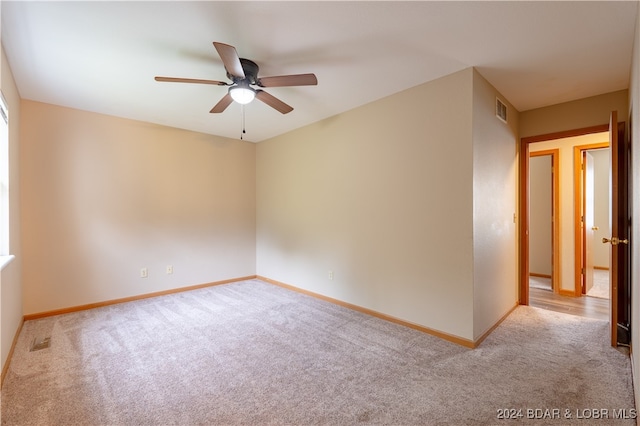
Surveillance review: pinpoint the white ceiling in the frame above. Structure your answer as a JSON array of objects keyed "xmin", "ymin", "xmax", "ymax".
[{"xmin": 2, "ymin": 1, "xmax": 638, "ymax": 142}]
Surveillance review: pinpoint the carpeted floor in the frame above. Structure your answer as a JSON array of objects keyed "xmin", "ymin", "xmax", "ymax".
[{"xmin": 1, "ymin": 279, "xmax": 635, "ymax": 425}]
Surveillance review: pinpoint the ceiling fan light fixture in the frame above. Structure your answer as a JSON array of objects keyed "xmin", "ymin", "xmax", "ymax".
[{"xmin": 229, "ymin": 85, "xmax": 256, "ymax": 105}]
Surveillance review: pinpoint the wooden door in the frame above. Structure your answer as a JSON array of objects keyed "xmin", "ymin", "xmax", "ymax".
[{"xmin": 605, "ymin": 110, "xmax": 630, "ymax": 347}]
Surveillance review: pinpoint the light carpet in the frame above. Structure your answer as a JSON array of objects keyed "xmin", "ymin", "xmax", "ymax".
[{"xmin": 1, "ymin": 279, "xmax": 635, "ymax": 425}]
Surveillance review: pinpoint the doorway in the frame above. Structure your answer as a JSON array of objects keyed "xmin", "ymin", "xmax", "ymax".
[
  {"xmin": 519, "ymin": 125, "xmax": 611, "ymax": 319},
  {"xmin": 520, "ymin": 115, "xmax": 630, "ymax": 347},
  {"xmin": 574, "ymin": 145, "xmax": 610, "ymax": 302},
  {"xmin": 528, "ymin": 150, "xmax": 559, "ymax": 295}
]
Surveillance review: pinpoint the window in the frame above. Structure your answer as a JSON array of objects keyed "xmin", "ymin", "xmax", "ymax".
[{"xmin": 0, "ymin": 91, "xmax": 9, "ymax": 255}]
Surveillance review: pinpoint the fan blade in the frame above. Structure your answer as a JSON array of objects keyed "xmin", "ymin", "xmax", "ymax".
[
  {"xmin": 210, "ymin": 93, "xmax": 233, "ymax": 113},
  {"xmin": 155, "ymin": 76, "xmax": 228, "ymax": 86},
  {"xmin": 258, "ymin": 73, "xmax": 318, "ymax": 87},
  {"xmin": 213, "ymin": 42, "xmax": 245, "ymax": 79},
  {"xmin": 255, "ymin": 90, "xmax": 293, "ymax": 114}
]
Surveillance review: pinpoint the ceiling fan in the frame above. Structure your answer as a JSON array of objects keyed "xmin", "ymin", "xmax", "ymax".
[{"xmin": 155, "ymin": 42, "xmax": 318, "ymax": 114}]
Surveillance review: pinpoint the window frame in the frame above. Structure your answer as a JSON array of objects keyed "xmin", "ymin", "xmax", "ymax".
[{"xmin": 0, "ymin": 90, "xmax": 10, "ymax": 256}]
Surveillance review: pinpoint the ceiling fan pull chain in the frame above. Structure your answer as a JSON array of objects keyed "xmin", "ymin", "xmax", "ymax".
[{"xmin": 240, "ymin": 104, "xmax": 247, "ymax": 140}]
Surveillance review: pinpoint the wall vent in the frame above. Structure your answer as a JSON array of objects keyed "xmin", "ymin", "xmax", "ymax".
[{"xmin": 496, "ymin": 98, "xmax": 508, "ymax": 123}]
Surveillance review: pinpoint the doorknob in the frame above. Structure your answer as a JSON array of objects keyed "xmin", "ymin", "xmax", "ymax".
[
  {"xmin": 602, "ymin": 237, "xmax": 629, "ymax": 245},
  {"xmin": 592, "ymin": 226, "xmax": 599, "ymax": 231}
]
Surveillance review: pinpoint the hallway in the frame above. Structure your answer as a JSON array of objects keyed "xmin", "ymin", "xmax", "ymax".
[{"xmin": 529, "ymin": 275, "xmax": 609, "ymax": 321}]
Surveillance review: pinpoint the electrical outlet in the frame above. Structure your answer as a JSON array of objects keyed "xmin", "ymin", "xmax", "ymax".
[
  {"xmin": 140, "ymin": 267, "xmax": 148, "ymax": 278},
  {"xmin": 328, "ymin": 270, "xmax": 334, "ymax": 280},
  {"xmin": 166, "ymin": 265, "xmax": 173, "ymax": 275}
]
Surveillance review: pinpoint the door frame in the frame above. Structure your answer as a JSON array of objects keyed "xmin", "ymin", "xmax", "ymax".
[
  {"xmin": 573, "ymin": 142, "xmax": 610, "ymax": 297},
  {"xmin": 529, "ymin": 149, "xmax": 560, "ymax": 293},
  {"xmin": 519, "ymin": 124, "xmax": 609, "ymax": 305}
]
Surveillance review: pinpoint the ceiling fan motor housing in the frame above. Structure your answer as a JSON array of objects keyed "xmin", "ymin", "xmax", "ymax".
[{"xmin": 227, "ymin": 58, "xmax": 260, "ymax": 86}]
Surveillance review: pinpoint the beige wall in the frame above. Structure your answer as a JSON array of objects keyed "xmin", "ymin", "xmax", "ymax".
[
  {"xmin": 257, "ymin": 69, "xmax": 476, "ymax": 340},
  {"xmin": 257, "ymin": 68, "xmax": 519, "ymax": 342},
  {"xmin": 1, "ymin": 45, "xmax": 23, "ymax": 376},
  {"xmin": 629, "ymin": 3, "xmax": 640, "ymax": 413},
  {"xmin": 20, "ymin": 101, "xmax": 256, "ymax": 314},
  {"xmin": 520, "ymin": 90, "xmax": 628, "ymax": 138},
  {"xmin": 471, "ymin": 70, "xmax": 518, "ymax": 340}
]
